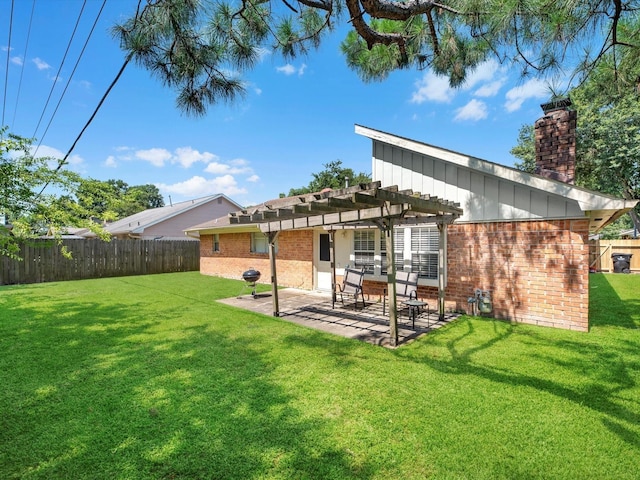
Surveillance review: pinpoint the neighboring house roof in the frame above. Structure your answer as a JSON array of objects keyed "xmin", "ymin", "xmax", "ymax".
[
  {"xmin": 185, "ymin": 194, "xmax": 307, "ymax": 235},
  {"xmin": 619, "ymin": 228, "xmax": 639, "ymax": 239},
  {"xmin": 355, "ymin": 124, "xmax": 638, "ymax": 233},
  {"xmin": 105, "ymin": 194, "xmax": 243, "ymax": 238}
]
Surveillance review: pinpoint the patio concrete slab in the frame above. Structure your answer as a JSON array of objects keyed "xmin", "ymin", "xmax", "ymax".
[{"xmin": 218, "ymin": 288, "xmax": 459, "ymax": 348}]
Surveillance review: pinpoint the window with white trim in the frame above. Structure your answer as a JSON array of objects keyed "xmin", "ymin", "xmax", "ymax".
[
  {"xmin": 410, "ymin": 226, "xmax": 439, "ymax": 279},
  {"xmin": 350, "ymin": 225, "xmax": 441, "ymax": 282},
  {"xmin": 213, "ymin": 234, "xmax": 220, "ymax": 253},
  {"xmin": 250, "ymin": 232, "xmax": 270, "ymax": 254},
  {"xmin": 353, "ymin": 230, "xmax": 375, "ymax": 274},
  {"xmin": 380, "ymin": 228, "xmax": 404, "ymax": 275}
]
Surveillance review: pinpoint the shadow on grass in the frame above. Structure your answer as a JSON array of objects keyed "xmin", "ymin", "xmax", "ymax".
[
  {"xmin": 392, "ymin": 315, "xmax": 640, "ymax": 451},
  {"xmin": 589, "ymin": 273, "xmax": 640, "ymax": 329},
  {"xmin": 0, "ymin": 280, "xmax": 373, "ymax": 479}
]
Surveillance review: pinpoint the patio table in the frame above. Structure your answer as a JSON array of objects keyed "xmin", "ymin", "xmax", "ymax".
[{"xmin": 403, "ymin": 299, "xmax": 429, "ymax": 329}]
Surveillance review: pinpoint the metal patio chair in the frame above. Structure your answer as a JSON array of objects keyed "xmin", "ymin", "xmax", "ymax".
[
  {"xmin": 383, "ymin": 270, "xmax": 423, "ymax": 315},
  {"xmin": 333, "ymin": 266, "xmax": 366, "ymax": 309}
]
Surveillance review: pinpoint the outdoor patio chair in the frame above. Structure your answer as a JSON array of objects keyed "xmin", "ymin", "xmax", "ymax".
[
  {"xmin": 383, "ymin": 271, "xmax": 425, "ymax": 316},
  {"xmin": 334, "ymin": 266, "xmax": 366, "ymax": 309}
]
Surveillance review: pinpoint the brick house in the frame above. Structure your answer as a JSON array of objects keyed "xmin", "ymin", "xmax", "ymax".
[{"xmin": 187, "ymin": 101, "xmax": 636, "ymax": 331}]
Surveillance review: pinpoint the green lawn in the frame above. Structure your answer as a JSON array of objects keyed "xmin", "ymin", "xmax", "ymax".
[{"xmin": 1, "ymin": 272, "xmax": 639, "ymax": 479}]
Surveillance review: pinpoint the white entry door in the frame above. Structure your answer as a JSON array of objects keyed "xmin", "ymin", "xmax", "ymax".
[{"xmin": 315, "ymin": 232, "xmax": 332, "ymax": 291}]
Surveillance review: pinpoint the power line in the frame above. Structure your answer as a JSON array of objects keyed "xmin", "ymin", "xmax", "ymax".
[
  {"xmin": 31, "ymin": 0, "xmax": 87, "ymax": 140},
  {"xmin": 2, "ymin": 0, "xmax": 15, "ymax": 126},
  {"xmin": 35, "ymin": 0, "xmax": 146, "ymax": 199},
  {"xmin": 11, "ymin": 0, "xmax": 37, "ymax": 128},
  {"xmin": 34, "ymin": 0, "xmax": 107, "ymax": 156},
  {"xmin": 37, "ymin": 53, "xmax": 132, "ymax": 198}
]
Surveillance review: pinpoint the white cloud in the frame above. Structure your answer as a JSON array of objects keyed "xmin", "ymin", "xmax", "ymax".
[
  {"xmin": 10, "ymin": 56, "xmax": 22, "ymax": 66},
  {"xmin": 474, "ymin": 79, "xmax": 505, "ymax": 97},
  {"xmin": 203, "ymin": 157, "xmax": 253, "ymax": 175},
  {"xmin": 454, "ymin": 99, "xmax": 488, "ymax": 122},
  {"xmin": 277, "ymin": 64, "xmax": 296, "ymax": 75},
  {"xmin": 246, "ymin": 174, "xmax": 260, "ymax": 182},
  {"xmin": 504, "ymin": 78, "xmax": 549, "ymax": 112},
  {"xmin": 204, "ymin": 162, "xmax": 234, "ymax": 174},
  {"xmin": 32, "ymin": 57, "xmax": 50, "ymax": 70},
  {"xmin": 462, "ymin": 60, "xmax": 501, "ymax": 91},
  {"xmin": 157, "ymin": 175, "xmax": 248, "ymax": 197},
  {"xmin": 66, "ymin": 153, "xmax": 84, "ymax": 167},
  {"xmin": 276, "ymin": 63, "xmax": 306, "ymax": 76},
  {"xmin": 411, "ymin": 59, "xmax": 507, "ymax": 107},
  {"xmin": 410, "ymin": 71, "xmax": 454, "ymax": 104},
  {"xmin": 31, "ymin": 144, "xmax": 63, "ymax": 162},
  {"xmin": 28, "ymin": 144, "xmax": 84, "ymax": 173},
  {"xmin": 174, "ymin": 146, "xmax": 217, "ymax": 168},
  {"xmin": 256, "ymin": 47, "xmax": 272, "ymax": 61},
  {"xmin": 104, "ymin": 155, "xmax": 117, "ymax": 168},
  {"xmin": 135, "ymin": 148, "xmax": 172, "ymax": 167}
]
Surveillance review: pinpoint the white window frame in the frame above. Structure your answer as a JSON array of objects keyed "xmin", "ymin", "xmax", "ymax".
[
  {"xmin": 380, "ymin": 228, "xmax": 404, "ymax": 276},
  {"xmin": 213, "ymin": 234, "xmax": 220, "ymax": 253},
  {"xmin": 409, "ymin": 226, "xmax": 440, "ymax": 280},
  {"xmin": 350, "ymin": 224, "xmax": 444, "ymax": 287},
  {"xmin": 353, "ymin": 230, "xmax": 376, "ymax": 274},
  {"xmin": 250, "ymin": 232, "xmax": 271, "ymax": 254}
]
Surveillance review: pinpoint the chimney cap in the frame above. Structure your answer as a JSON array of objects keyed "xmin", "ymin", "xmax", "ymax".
[{"xmin": 541, "ymin": 97, "xmax": 572, "ymax": 113}]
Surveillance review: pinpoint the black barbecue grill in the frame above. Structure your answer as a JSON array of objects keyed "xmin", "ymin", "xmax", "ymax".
[{"xmin": 239, "ymin": 268, "xmax": 261, "ymax": 298}]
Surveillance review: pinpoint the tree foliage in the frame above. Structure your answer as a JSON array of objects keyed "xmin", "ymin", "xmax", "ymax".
[
  {"xmin": 510, "ymin": 45, "xmax": 640, "ymax": 234},
  {"xmin": 0, "ymin": 129, "xmax": 108, "ymax": 259},
  {"xmin": 76, "ymin": 179, "xmax": 165, "ymax": 221},
  {"xmin": 510, "ymin": 124, "xmax": 535, "ymax": 174},
  {"xmin": 283, "ymin": 160, "xmax": 371, "ymax": 196},
  {"xmin": 115, "ymin": 0, "xmax": 640, "ymax": 116}
]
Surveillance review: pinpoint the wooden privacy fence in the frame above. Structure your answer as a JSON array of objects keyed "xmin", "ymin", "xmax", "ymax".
[
  {"xmin": 589, "ymin": 239, "xmax": 640, "ymax": 273},
  {"xmin": 0, "ymin": 239, "xmax": 200, "ymax": 286}
]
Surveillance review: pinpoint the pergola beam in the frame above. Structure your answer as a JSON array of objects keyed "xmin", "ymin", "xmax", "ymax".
[{"xmin": 226, "ymin": 183, "xmax": 463, "ymax": 346}]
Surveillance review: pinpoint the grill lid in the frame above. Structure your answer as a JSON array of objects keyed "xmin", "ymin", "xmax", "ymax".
[{"xmin": 242, "ymin": 269, "xmax": 261, "ymax": 282}]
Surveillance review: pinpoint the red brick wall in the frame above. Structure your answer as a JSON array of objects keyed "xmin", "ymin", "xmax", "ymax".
[
  {"xmin": 428, "ymin": 219, "xmax": 589, "ymax": 331},
  {"xmin": 200, "ymin": 230, "xmax": 314, "ymax": 289},
  {"xmin": 535, "ymin": 107, "xmax": 577, "ymax": 184},
  {"xmin": 202, "ymin": 219, "xmax": 591, "ymax": 331}
]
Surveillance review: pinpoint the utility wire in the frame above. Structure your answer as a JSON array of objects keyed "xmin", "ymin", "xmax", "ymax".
[
  {"xmin": 36, "ymin": 0, "xmax": 146, "ymax": 199},
  {"xmin": 11, "ymin": 0, "xmax": 37, "ymax": 128},
  {"xmin": 2, "ymin": 0, "xmax": 15, "ymax": 126},
  {"xmin": 36, "ymin": 53, "xmax": 132, "ymax": 198},
  {"xmin": 31, "ymin": 0, "xmax": 87, "ymax": 140},
  {"xmin": 34, "ymin": 0, "xmax": 107, "ymax": 156}
]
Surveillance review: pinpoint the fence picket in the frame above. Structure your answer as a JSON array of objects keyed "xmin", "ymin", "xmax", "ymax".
[{"xmin": 0, "ymin": 239, "xmax": 200, "ymax": 285}]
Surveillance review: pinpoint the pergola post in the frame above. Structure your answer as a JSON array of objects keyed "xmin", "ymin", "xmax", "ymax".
[
  {"xmin": 268, "ymin": 231, "xmax": 280, "ymax": 317},
  {"xmin": 383, "ymin": 218, "xmax": 398, "ymax": 347},
  {"xmin": 330, "ymin": 230, "xmax": 337, "ymax": 309},
  {"xmin": 437, "ymin": 222, "xmax": 446, "ymax": 322}
]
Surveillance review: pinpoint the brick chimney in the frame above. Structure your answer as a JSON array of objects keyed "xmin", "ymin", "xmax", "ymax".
[{"xmin": 534, "ymin": 98, "xmax": 577, "ymax": 184}]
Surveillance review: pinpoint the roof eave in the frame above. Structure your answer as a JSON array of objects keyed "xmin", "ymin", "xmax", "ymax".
[{"xmin": 356, "ymin": 124, "xmax": 634, "ymax": 215}]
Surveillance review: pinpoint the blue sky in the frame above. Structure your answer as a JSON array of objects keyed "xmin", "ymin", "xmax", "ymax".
[{"xmin": 1, "ymin": 0, "xmax": 553, "ymax": 207}]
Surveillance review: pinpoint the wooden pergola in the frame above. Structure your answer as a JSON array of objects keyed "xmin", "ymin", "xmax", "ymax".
[{"xmin": 228, "ymin": 181, "xmax": 463, "ymax": 347}]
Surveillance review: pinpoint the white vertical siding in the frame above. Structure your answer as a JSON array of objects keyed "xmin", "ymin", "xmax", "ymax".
[{"xmin": 372, "ymin": 140, "xmax": 585, "ymax": 222}]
